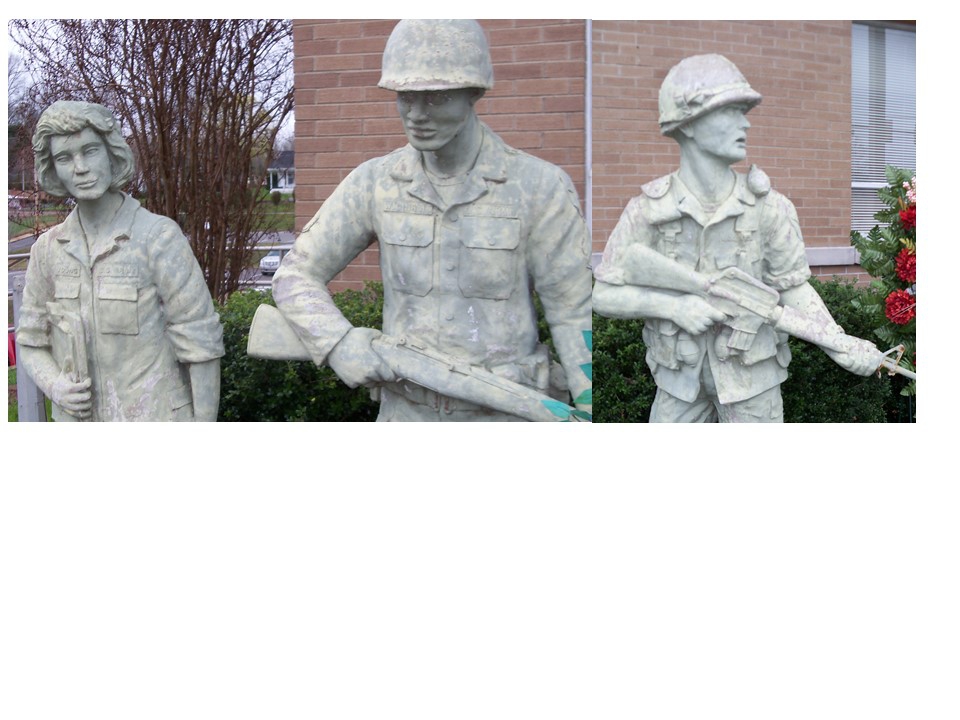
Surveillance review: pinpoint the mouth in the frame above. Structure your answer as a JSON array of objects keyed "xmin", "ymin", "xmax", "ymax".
[
  {"xmin": 75, "ymin": 180, "xmax": 99, "ymax": 189},
  {"xmin": 407, "ymin": 127, "xmax": 436, "ymax": 139}
]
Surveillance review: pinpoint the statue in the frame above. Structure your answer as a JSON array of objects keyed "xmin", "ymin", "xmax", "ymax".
[
  {"xmin": 16, "ymin": 101, "xmax": 224, "ymax": 421},
  {"xmin": 592, "ymin": 54, "xmax": 891, "ymax": 422},
  {"xmin": 249, "ymin": 20, "xmax": 592, "ymax": 421}
]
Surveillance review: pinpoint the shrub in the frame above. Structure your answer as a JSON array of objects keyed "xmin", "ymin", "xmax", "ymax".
[
  {"xmin": 216, "ymin": 283, "xmax": 383, "ymax": 421},
  {"xmin": 592, "ymin": 314, "xmax": 657, "ymax": 422},
  {"xmin": 591, "ymin": 277, "xmax": 894, "ymax": 423},
  {"xmin": 781, "ymin": 278, "xmax": 891, "ymax": 423},
  {"xmin": 270, "ymin": 190, "xmax": 282, "ymax": 205}
]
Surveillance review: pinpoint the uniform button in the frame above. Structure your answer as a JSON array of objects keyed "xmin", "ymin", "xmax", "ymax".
[
  {"xmin": 445, "ymin": 313, "xmax": 454, "ymax": 321},
  {"xmin": 488, "ymin": 238, "xmax": 496, "ymax": 246},
  {"xmin": 448, "ymin": 211, "xmax": 459, "ymax": 222},
  {"xmin": 446, "ymin": 263, "xmax": 456, "ymax": 271}
]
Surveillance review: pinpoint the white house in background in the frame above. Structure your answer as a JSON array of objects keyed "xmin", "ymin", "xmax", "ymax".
[{"xmin": 266, "ymin": 150, "xmax": 295, "ymax": 194}]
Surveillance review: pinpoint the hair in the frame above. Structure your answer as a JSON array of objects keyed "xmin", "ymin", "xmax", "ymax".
[{"xmin": 32, "ymin": 100, "xmax": 136, "ymax": 197}]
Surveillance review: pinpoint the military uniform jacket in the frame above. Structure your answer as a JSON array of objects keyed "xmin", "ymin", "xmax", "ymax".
[
  {"xmin": 595, "ymin": 168, "xmax": 811, "ymax": 404},
  {"xmin": 17, "ymin": 194, "xmax": 225, "ymax": 421},
  {"xmin": 272, "ymin": 124, "xmax": 592, "ymax": 396}
]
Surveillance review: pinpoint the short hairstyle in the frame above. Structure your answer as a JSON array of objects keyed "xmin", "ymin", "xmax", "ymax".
[{"xmin": 32, "ymin": 101, "xmax": 136, "ymax": 197}]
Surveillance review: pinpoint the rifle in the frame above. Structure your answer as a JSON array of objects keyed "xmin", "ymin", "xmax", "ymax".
[
  {"xmin": 618, "ymin": 244, "xmax": 917, "ymax": 380},
  {"xmin": 246, "ymin": 304, "xmax": 584, "ymax": 421}
]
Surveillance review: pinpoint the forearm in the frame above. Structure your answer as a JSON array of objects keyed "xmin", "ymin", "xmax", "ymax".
[
  {"xmin": 17, "ymin": 345, "xmax": 63, "ymax": 398},
  {"xmin": 778, "ymin": 282, "xmax": 842, "ymax": 334},
  {"xmin": 189, "ymin": 359, "xmax": 221, "ymax": 421},
  {"xmin": 593, "ymin": 281, "xmax": 685, "ymax": 321}
]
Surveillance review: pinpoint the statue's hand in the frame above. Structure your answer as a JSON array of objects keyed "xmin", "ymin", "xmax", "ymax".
[
  {"xmin": 326, "ymin": 327, "xmax": 397, "ymax": 388},
  {"xmin": 51, "ymin": 370, "xmax": 93, "ymax": 419},
  {"xmin": 671, "ymin": 295, "xmax": 727, "ymax": 335},
  {"xmin": 824, "ymin": 336, "xmax": 881, "ymax": 376}
]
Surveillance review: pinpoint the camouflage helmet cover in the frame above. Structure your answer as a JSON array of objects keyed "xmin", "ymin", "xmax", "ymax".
[
  {"xmin": 658, "ymin": 54, "xmax": 762, "ymax": 135},
  {"xmin": 379, "ymin": 19, "xmax": 494, "ymax": 92}
]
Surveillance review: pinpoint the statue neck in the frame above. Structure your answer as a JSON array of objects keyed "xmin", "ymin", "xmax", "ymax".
[
  {"xmin": 677, "ymin": 146, "xmax": 737, "ymax": 208},
  {"xmin": 421, "ymin": 114, "xmax": 483, "ymax": 179}
]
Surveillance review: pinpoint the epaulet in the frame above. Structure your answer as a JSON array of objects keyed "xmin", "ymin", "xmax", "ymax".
[
  {"xmin": 640, "ymin": 174, "xmax": 672, "ymax": 199},
  {"xmin": 747, "ymin": 164, "xmax": 771, "ymax": 196}
]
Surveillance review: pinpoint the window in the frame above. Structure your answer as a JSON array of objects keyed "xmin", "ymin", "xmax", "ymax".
[{"xmin": 851, "ymin": 22, "xmax": 916, "ymax": 233}]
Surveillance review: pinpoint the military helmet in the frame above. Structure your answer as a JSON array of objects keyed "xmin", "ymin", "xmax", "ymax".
[
  {"xmin": 378, "ymin": 20, "xmax": 494, "ymax": 92},
  {"xmin": 658, "ymin": 54, "xmax": 761, "ymax": 135}
]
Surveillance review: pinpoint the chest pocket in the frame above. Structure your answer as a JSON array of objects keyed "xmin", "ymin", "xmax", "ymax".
[
  {"xmin": 458, "ymin": 215, "xmax": 521, "ymax": 300},
  {"xmin": 380, "ymin": 212, "xmax": 435, "ymax": 297},
  {"xmin": 53, "ymin": 278, "xmax": 81, "ymax": 311},
  {"xmin": 97, "ymin": 280, "xmax": 139, "ymax": 335},
  {"xmin": 714, "ymin": 209, "xmax": 763, "ymax": 275}
]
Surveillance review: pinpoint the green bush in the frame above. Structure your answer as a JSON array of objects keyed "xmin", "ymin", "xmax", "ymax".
[
  {"xmin": 592, "ymin": 314, "xmax": 657, "ymax": 422},
  {"xmin": 592, "ymin": 277, "xmax": 894, "ymax": 423},
  {"xmin": 216, "ymin": 283, "xmax": 383, "ymax": 421},
  {"xmin": 781, "ymin": 278, "xmax": 890, "ymax": 423}
]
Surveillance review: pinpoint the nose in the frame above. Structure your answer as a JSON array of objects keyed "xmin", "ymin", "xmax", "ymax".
[
  {"xmin": 405, "ymin": 98, "xmax": 430, "ymax": 122},
  {"xmin": 741, "ymin": 114, "xmax": 751, "ymax": 130},
  {"xmin": 74, "ymin": 153, "xmax": 90, "ymax": 173}
]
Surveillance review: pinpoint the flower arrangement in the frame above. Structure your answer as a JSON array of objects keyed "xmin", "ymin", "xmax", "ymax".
[{"xmin": 850, "ymin": 167, "xmax": 916, "ymax": 396}]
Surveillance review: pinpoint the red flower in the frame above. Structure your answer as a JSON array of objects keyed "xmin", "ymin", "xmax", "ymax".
[
  {"xmin": 885, "ymin": 289, "xmax": 916, "ymax": 325},
  {"xmin": 899, "ymin": 205, "xmax": 916, "ymax": 230},
  {"xmin": 895, "ymin": 248, "xmax": 916, "ymax": 283}
]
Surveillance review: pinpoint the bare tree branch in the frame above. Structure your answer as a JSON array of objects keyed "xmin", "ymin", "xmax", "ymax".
[{"xmin": 10, "ymin": 19, "xmax": 295, "ymax": 302}]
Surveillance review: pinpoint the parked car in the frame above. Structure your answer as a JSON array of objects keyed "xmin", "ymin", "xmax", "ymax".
[{"xmin": 258, "ymin": 248, "xmax": 288, "ymax": 275}]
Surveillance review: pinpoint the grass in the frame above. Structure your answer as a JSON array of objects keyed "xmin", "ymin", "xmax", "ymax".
[
  {"xmin": 8, "ymin": 366, "xmax": 52, "ymax": 422},
  {"xmin": 7, "ymin": 368, "xmax": 17, "ymax": 422},
  {"xmin": 258, "ymin": 197, "xmax": 295, "ymax": 232},
  {"xmin": 8, "ymin": 210, "xmax": 70, "ymax": 240}
]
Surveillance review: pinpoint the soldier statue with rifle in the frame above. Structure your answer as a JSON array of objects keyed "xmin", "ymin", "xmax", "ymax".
[
  {"xmin": 593, "ymin": 54, "xmax": 908, "ymax": 423},
  {"xmin": 248, "ymin": 20, "xmax": 592, "ymax": 421}
]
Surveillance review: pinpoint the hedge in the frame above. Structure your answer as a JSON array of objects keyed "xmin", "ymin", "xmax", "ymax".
[
  {"xmin": 217, "ymin": 277, "xmax": 898, "ymax": 423},
  {"xmin": 216, "ymin": 284, "xmax": 382, "ymax": 421}
]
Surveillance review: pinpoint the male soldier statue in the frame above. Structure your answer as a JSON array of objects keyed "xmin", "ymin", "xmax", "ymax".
[
  {"xmin": 266, "ymin": 20, "xmax": 592, "ymax": 421},
  {"xmin": 593, "ymin": 54, "xmax": 880, "ymax": 422}
]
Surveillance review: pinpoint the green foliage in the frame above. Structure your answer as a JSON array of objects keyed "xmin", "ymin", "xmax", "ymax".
[
  {"xmin": 592, "ymin": 314, "xmax": 657, "ymax": 422},
  {"xmin": 216, "ymin": 284, "xmax": 383, "ymax": 421},
  {"xmin": 592, "ymin": 278, "xmax": 898, "ymax": 423},
  {"xmin": 781, "ymin": 278, "xmax": 891, "ymax": 423},
  {"xmin": 849, "ymin": 166, "xmax": 916, "ymax": 399}
]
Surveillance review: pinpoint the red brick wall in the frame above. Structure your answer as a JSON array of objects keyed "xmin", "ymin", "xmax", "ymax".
[
  {"xmin": 293, "ymin": 19, "xmax": 587, "ymax": 292},
  {"xmin": 591, "ymin": 20, "xmax": 865, "ymax": 281}
]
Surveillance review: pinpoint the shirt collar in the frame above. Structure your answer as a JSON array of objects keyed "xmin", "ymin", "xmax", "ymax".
[
  {"xmin": 656, "ymin": 171, "xmax": 756, "ymax": 228},
  {"xmin": 56, "ymin": 193, "xmax": 139, "ymax": 266},
  {"xmin": 389, "ymin": 123, "xmax": 509, "ymax": 208}
]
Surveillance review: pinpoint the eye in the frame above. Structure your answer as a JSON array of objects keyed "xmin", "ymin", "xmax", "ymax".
[{"xmin": 425, "ymin": 92, "xmax": 450, "ymax": 107}]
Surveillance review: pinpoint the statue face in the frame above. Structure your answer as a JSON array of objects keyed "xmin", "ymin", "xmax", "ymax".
[
  {"xmin": 682, "ymin": 103, "xmax": 751, "ymax": 164},
  {"xmin": 50, "ymin": 127, "xmax": 113, "ymax": 201},
  {"xmin": 396, "ymin": 89, "xmax": 476, "ymax": 153}
]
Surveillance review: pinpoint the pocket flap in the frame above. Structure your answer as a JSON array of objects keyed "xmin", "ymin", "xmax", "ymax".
[
  {"xmin": 98, "ymin": 283, "xmax": 138, "ymax": 301},
  {"xmin": 53, "ymin": 280, "xmax": 80, "ymax": 299},
  {"xmin": 460, "ymin": 216, "xmax": 521, "ymax": 250}
]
